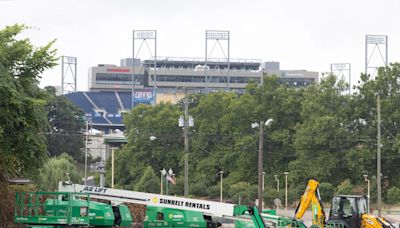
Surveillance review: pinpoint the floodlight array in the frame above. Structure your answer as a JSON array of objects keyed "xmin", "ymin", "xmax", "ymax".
[
  {"xmin": 206, "ymin": 30, "xmax": 229, "ymax": 40},
  {"xmin": 66, "ymin": 57, "xmax": 76, "ymax": 64},
  {"xmin": 135, "ymin": 30, "xmax": 155, "ymax": 39},
  {"xmin": 366, "ymin": 35, "xmax": 387, "ymax": 45},
  {"xmin": 331, "ymin": 63, "xmax": 350, "ymax": 71}
]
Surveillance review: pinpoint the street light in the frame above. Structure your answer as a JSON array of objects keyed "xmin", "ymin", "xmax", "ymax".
[
  {"xmin": 364, "ymin": 174, "xmax": 370, "ymax": 213},
  {"xmin": 160, "ymin": 169, "xmax": 167, "ymax": 195},
  {"xmin": 149, "ymin": 135, "xmax": 157, "ymax": 141},
  {"xmin": 284, "ymin": 171, "xmax": 289, "ymax": 211},
  {"xmin": 274, "ymin": 175, "xmax": 280, "ymax": 192},
  {"xmin": 262, "ymin": 171, "xmax": 266, "ymax": 191},
  {"xmin": 219, "ymin": 171, "xmax": 224, "ymax": 202},
  {"xmin": 252, "ymin": 118, "xmax": 273, "ymax": 211}
]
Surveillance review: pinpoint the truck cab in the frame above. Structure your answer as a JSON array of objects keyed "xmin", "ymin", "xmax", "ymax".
[{"xmin": 327, "ymin": 195, "xmax": 368, "ymax": 228}]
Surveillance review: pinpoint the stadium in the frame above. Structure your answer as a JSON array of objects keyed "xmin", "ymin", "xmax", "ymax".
[{"xmin": 66, "ymin": 57, "xmax": 318, "ymax": 135}]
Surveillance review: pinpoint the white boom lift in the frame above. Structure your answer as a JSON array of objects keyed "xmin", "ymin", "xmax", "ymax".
[{"xmin": 58, "ymin": 181, "xmax": 268, "ymax": 227}]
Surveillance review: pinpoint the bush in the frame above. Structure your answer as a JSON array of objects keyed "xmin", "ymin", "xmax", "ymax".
[
  {"xmin": 387, "ymin": 187, "xmax": 400, "ymax": 204},
  {"xmin": 228, "ymin": 182, "xmax": 257, "ymax": 205},
  {"xmin": 336, "ymin": 179, "xmax": 353, "ymax": 195},
  {"xmin": 263, "ymin": 186, "xmax": 284, "ymax": 208},
  {"xmin": 134, "ymin": 166, "xmax": 159, "ymax": 193},
  {"xmin": 319, "ymin": 182, "xmax": 335, "ymax": 203},
  {"xmin": 190, "ymin": 179, "xmax": 210, "ymax": 197},
  {"xmin": 38, "ymin": 153, "xmax": 81, "ymax": 191}
]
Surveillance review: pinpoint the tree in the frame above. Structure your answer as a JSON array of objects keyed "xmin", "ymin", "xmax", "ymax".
[
  {"xmin": 354, "ymin": 63, "xmax": 400, "ymax": 187},
  {"xmin": 336, "ymin": 179, "xmax": 354, "ymax": 195},
  {"xmin": 110, "ymin": 103, "xmax": 183, "ymax": 190},
  {"xmin": 0, "ymin": 24, "xmax": 57, "ymax": 179},
  {"xmin": 44, "ymin": 86, "xmax": 85, "ymax": 161},
  {"xmin": 290, "ymin": 75, "xmax": 354, "ymax": 186},
  {"xmin": 319, "ymin": 182, "xmax": 335, "ymax": 203},
  {"xmin": 134, "ymin": 166, "xmax": 159, "ymax": 193},
  {"xmin": 38, "ymin": 153, "xmax": 82, "ymax": 191},
  {"xmin": 386, "ymin": 187, "xmax": 400, "ymax": 204}
]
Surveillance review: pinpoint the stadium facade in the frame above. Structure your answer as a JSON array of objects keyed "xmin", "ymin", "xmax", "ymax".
[{"xmin": 66, "ymin": 57, "xmax": 318, "ymax": 132}]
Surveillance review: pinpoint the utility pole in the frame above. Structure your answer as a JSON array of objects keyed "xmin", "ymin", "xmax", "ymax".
[
  {"xmin": 184, "ymin": 89, "xmax": 189, "ymax": 197},
  {"xmin": 377, "ymin": 93, "xmax": 382, "ymax": 217},
  {"xmin": 258, "ymin": 120, "xmax": 264, "ymax": 211},
  {"xmin": 84, "ymin": 120, "xmax": 89, "ymax": 185}
]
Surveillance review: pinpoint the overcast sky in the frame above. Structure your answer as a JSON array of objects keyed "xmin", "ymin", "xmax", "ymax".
[{"xmin": 1, "ymin": 0, "xmax": 399, "ymax": 91}]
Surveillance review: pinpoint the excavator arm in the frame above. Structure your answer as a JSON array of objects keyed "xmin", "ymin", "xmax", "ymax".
[
  {"xmin": 59, "ymin": 181, "xmax": 268, "ymax": 228},
  {"xmin": 233, "ymin": 205, "xmax": 266, "ymax": 228},
  {"xmin": 294, "ymin": 179, "xmax": 326, "ymax": 227}
]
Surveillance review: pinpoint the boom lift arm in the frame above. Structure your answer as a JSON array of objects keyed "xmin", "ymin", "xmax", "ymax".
[
  {"xmin": 58, "ymin": 181, "xmax": 268, "ymax": 228},
  {"xmin": 294, "ymin": 179, "xmax": 326, "ymax": 227}
]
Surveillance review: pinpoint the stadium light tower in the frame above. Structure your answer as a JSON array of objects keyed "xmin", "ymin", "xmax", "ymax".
[
  {"xmin": 331, "ymin": 63, "xmax": 351, "ymax": 95},
  {"xmin": 365, "ymin": 35, "xmax": 388, "ymax": 78},
  {"xmin": 61, "ymin": 56, "xmax": 77, "ymax": 95},
  {"xmin": 132, "ymin": 30, "xmax": 157, "ymax": 109},
  {"xmin": 205, "ymin": 30, "xmax": 230, "ymax": 93}
]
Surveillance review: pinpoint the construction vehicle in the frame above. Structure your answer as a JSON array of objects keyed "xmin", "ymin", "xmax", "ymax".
[
  {"xmin": 15, "ymin": 181, "xmax": 269, "ymax": 227},
  {"xmin": 14, "ymin": 191, "xmax": 133, "ymax": 227},
  {"xmin": 57, "ymin": 181, "xmax": 268, "ymax": 227},
  {"xmin": 234, "ymin": 209, "xmax": 306, "ymax": 228},
  {"xmin": 294, "ymin": 179, "xmax": 395, "ymax": 228}
]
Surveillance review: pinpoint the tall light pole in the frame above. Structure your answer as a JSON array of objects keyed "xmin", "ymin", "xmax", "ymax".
[
  {"xmin": 377, "ymin": 93, "xmax": 382, "ymax": 217},
  {"xmin": 132, "ymin": 30, "xmax": 157, "ymax": 108},
  {"xmin": 274, "ymin": 175, "xmax": 280, "ymax": 192},
  {"xmin": 252, "ymin": 118, "xmax": 273, "ymax": 211},
  {"xmin": 284, "ymin": 171, "xmax": 289, "ymax": 211},
  {"xmin": 364, "ymin": 174, "xmax": 370, "ymax": 213},
  {"xmin": 219, "ymin": 170, "xmax": 224, "ymax": 202}
]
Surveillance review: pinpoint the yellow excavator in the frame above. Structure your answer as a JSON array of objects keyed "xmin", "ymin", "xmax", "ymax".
[{"xmin": 294, "ymin": 179, "xmax": 395, "ymax": 228}]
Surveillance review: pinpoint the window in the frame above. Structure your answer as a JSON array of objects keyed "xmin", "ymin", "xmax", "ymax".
[
  {"xmin": 96, "ymin": 73, "xmax": 144, "ymax": 85},
  {"xmin": 156, "ymin": 212, "xmax": 164, "ymax": 220},
  {"xmin": 94, "ymin": 110, "xmax": 106, "ymax": 117},
  {"xmin": 342, "ymin": 198, "xmax": 353, "ymax": 217},
  {"xmin": 119, "ymin": 110, "xmax": 128, "ymax": 117},
  {"xmin": 331, "ymin": 197, "xmax": 341, "ymax": 216}
]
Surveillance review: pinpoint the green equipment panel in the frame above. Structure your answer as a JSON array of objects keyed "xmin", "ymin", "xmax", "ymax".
[
  {"xmin": 15, "ymin": 191, "xmax": 90, "ymax": 226},
  {"xmin": 144, "ymin": 206, "xmax": 209, "ymax": 227},
  {"xmin": 14, "ymin": 191, "xmax": 133, "ymax": 227}
]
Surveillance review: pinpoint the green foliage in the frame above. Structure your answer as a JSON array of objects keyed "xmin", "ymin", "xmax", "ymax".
[
  {"xmin": 110, "ymin": 103, "xmax": 182, "ymax": 189},
  {"xmin": 38, "ymin": 153, "xmax": 81, "ymax": 191},
  {"xmin": 44, "ymin": 86, "xmax": 85, "ymax": 161},
  {"xmin": 134, "ymin": 166, "xmax": 159, "ymax": 193},
  {"xmin": 289, "ymin": 75, "xmax": 354, "ymax": 186},
  {"xmin": 108, "ymin": 63, "xmax": 400, "ymax": 207},
  {"xmin": 0, "ymin": 24, "xmax": 57, "ymax": 178},
  {"xmin": 386, "ymin": 187, "xmax": 400, "ymax": 204},
  {"xmin": 228, "ymin": 182, "xmax": 257, "ymax": 205},
  {"xmin": 336, "ymin": 179, "xmax": 353, "ymax": 195},
  {"xmin": 263, "ymin": 186, "xmax": 283, "ymax": 208},
  {"xmin": 319, "ymin": 182, "xmax": 335, "ymax": 203}
]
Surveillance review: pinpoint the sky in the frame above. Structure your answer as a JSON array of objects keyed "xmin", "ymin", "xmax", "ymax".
[{"xmin": 1, "ymin": 0, "xmax": 399, "ymax": 91}]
